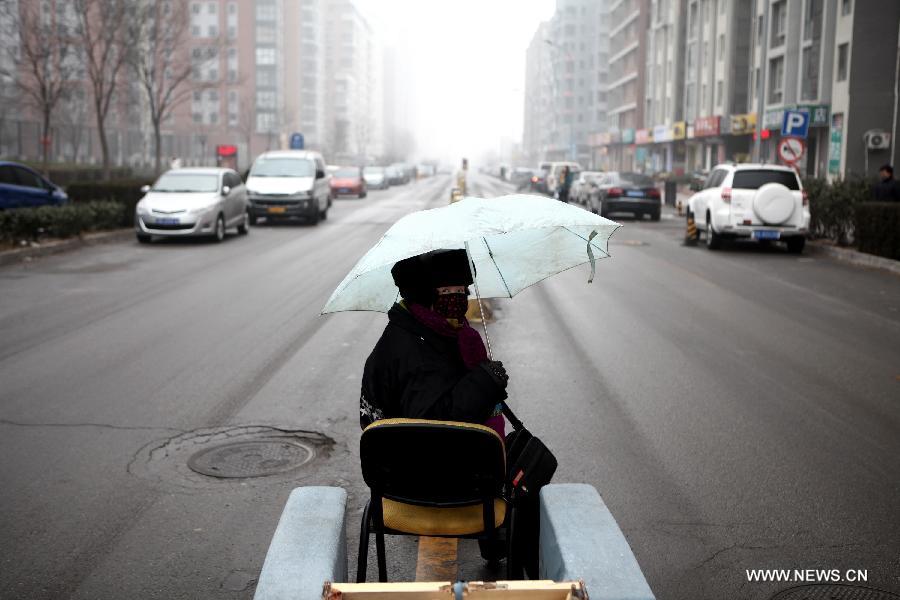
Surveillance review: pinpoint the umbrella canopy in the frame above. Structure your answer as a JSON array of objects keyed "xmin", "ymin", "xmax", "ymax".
[{"xmin": 321, "ymin": 194, "xmax": 621, "ymax": 314}]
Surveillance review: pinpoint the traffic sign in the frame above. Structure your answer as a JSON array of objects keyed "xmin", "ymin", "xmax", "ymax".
[
  {"xmin": 289, "ymin": 133, "xmax": 304, "ymax": 150},
  {"xmin": 781, "ymin": 110, "xmax": 810, "ymax": 139},
  {"xmin": 778, "ymin": 137, "xmax": 806, "ymax": 164}
]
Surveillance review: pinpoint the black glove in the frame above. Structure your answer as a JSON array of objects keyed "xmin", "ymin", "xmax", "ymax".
[{"xmin": 479, "ymin": 360, "xmax": 509, "ymax": 389}]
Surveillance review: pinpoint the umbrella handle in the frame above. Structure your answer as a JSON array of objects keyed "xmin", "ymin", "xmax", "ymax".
[{"xmin": 464, "ymin": 241, "xmax": 493, "ymax": 360}]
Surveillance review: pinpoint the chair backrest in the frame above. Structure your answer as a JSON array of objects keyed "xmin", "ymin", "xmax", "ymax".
[{"xmin": 360, "ymin": 419, "xmax": 505, "ymax": 507}]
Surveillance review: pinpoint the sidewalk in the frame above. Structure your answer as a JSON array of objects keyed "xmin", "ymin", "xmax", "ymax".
[
  {"xmin": 805, "ymin": 241, "xmax": 900, "ymax": 276},
  {"xmin": 0, "ymin": 228, "xmax": 133, "ymax": 267}
]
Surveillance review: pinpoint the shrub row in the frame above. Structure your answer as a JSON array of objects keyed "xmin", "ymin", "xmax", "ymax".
[
  {"xmin": 855, "ymin": 202, "xmax": 900, "ymax": 260},
  {"xmin": 804, "ymin": 177, "xmax": 871, "ymax": 246},
  {"xmin": 65, "ymin": 178, "xmax": 152, "ymax": 226},
  {"xmin": 0, "ymin": 202, "xmax": 126, "ymax": 244},
  {"xmin": 19, "ymin": 163, "xmax": 135, "ymax": 187}
]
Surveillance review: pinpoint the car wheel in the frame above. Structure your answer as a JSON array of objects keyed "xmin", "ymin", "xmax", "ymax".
[
  {"xmin": 308, "ymin": 205, "xmax": 320, "ymax": 226},
  {"xmin": 320, "ymin": 203, "xmax": 328, "ymax": 221},
  {"xmin": 237, "ymin": 212, "xmax": 250, "ymax": 235},
  {"xmin": 705, "ymin": 215, "xmax": 722, "ymax": 250},
  {"xmin": 360, "ymin": 191, "xmax": 367, "ymax": 199},
  {"xmin": 249, "ymin": 213, "xmax": 258, "ymax": 226},
  {"xmin": 137, "ymin": 233, "xmax": 151, "ymax": 244},
  {"xmin": 786, "ymin": 236, "xmax": 805, "ymax": 254},
  {"xmin": 651, "ymin": 208, "xmax": 661, "ymax": 221},
  {"xmin": 213, "ymin": 214, "xmax": 226, "ymax": 242}
]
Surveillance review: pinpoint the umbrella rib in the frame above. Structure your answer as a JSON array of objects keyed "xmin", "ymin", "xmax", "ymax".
[
  {"xmin": 482, "ymin": 237, "xmax": 513, "ymax": 298},
  {"xmin": 562, "ymin": 226, "xmax": 612, "ymax": 259}
]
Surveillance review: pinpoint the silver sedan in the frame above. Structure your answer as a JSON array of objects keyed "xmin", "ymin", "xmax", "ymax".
[{"xmin": 135, "ymin": 168, "xmax": 249, "ymax": 243}]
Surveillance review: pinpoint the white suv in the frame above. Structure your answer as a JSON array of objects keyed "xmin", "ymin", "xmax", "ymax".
[{"xmin": 687, "ymin": 163, "xmax": 810, "ymax": 253}]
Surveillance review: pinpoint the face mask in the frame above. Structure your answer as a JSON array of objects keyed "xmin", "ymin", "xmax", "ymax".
[{"xmin": 433, "ymin": 293, "xmax": 468, "ymax": 319}]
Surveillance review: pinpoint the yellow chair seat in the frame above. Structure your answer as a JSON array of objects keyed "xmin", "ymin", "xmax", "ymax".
[{"xmin": 382, "ymin": 497, "xmax": 507, "ymax": 536}]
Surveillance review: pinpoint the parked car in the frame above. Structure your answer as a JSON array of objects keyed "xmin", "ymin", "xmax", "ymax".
[
  {"xmin": 570, "ymin": 171, "xmax": 605, "ymax": 206},
  {"xmin": 386, "ymin": 165, "xmax": 409, "ymax": 185},
  {"xmin": 330, "ymin": 166, "xmax": 367, "ymax": 198},
  {"xmin": 530, "ymin": 162, "xmax": 552, "ymax": 194},
  {"xmin": 0, "ymin": 161, "xmax": 69, "ymax": 210},
  {"xmin": 687, "ymin": 163, "xmax": 809, "ymax": 253},
  {"xmin": 245, "ymin": 150, "xmax": 331, "ymax": 225},
  {"xmin": 689, "ymin": 169, "xmax": 709, "ymax": 192},
  {"xmin": 547, "ymin": 161, "xmax": 583, "ymax": 197},
  {"xmin": 363, "ymin": 166, "xmax": 389, "ymax": 190},
  {"xmin": 510, "ymin": 167, "xmax": 535, "ymax": 191},
  {"xmin": 134, "ymin": 167, "xmax": 248, "ymax": 243},
  {"xmin": 589, "ymin": 172, "xmax": 661, "ymax": 220}
]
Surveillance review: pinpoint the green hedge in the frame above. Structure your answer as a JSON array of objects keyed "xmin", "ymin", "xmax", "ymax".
[
  {"xmin": 65, "ymin": 178, "xmax": 152, "ymax": 226},
  {"xmin": 804, "ymin": 177, "xmax": 870, "ymax": 246},
  {"xmin": 15, "ymin": 163, "xmax": 135, "ymax": 187},
  {"xmin": 855, "ymin": 202, "xmax": 900, "ymax": 260},
  {"xmin": 0, "ymin": 201, "xmax": 126, "ymax": 244}
]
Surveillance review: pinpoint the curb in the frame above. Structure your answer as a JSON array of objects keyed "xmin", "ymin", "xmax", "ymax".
[
  {"xmin": 0, "ymin": 228, "xmax": 134, "ymax": 267},
  {"xmin": 807, "ymin": 241, "xmax": 900, "ymax": 276}
]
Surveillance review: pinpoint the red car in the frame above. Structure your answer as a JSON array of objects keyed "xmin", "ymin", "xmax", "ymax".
[{"xmin": 329, "ymin": 167, "xmax": 367, "ymax": 199}]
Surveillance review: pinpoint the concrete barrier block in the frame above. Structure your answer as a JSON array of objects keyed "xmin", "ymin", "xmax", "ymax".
[
  {"xmin": 254, "ymin": 486, "xmax": 348, "ymax": 600},
  {"xmin": 539, "ymin": 483, "xmax": 655, "ymax": 600}
]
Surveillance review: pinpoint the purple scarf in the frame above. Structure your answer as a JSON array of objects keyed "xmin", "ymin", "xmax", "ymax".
[{"xmin": 406, "ymin": 303, "xmax": 506, "ymax": 438}]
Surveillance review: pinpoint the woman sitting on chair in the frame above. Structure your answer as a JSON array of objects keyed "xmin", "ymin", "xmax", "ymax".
[{"xmin": 359, "ymin": 249, "xmax": 508, "ymax": 436}]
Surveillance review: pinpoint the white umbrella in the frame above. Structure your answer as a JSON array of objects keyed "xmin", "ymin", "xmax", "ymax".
[{"xmin": 322, "ymin": 194, "xmax": 621, "ymax": 318}]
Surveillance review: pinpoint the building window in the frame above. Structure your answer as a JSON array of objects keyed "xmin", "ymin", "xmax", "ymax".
[
  {"xmin": 256, "ymin": 90, "xmax": 276, "ymax": 109},
  {"xmin": 192, "ymin": 26, "xmax": 200, "ymax": 37},
  {"xmin": 208, "ymin": 25, "xmax": 217, "ymax": 37},
  {"xmin": 768, "ymin": 56, "xmax": 784, "ymax": 103},
  {"xmin": 256, "ymin": 24, "xmax": 276, "ymax": 44},
  {"xmin": 227, "ymin": 26, "xmax": 236, "ymax": 38},
  {"xmin": 228, "ymin": 69, "xmax": 237, "ymax": 82},
  {"xmin": 256, "ymin": 47, "xmax": 276, "ymax": 65},
  {"xmin": 804, "ymin": 0, "xmax": 822, "ymax": 42},
  {"xmin": 256, "ymin": 112, "xmax": 275, "ymax": 132},
  {"xmin": 836, "ymin": 43, "xmax": 848, "ymax": 81},
  {"xmin": 718, "ymin": 34, "xmax": 725, "ymax": 60},
  {"xmin": 193, "ymin": 112, "xmax": 202, "ymax": 123},
  {"xmin": 191, "ymin": 3, "xmax": 200, "ymax": 14},
  {"xmin": 256, "ymin": 3, "xmax": 276, "ymax": 20},
  {"xmin": 771, "ymin": 1, "xmax": 787, "ymax": 47},
  {"xmin": 719, "ymin": 0, "xmax": 726, "ymax": 13},
  {"xmin": 703, "ymin": 41, "xmax": 708, "ymax": 67},
  {"xmin": 716, "ymin": 80, "xmax": 723, "ymax": 106},
  {"xmin": 228, "ymin": 2, "xmax": 237, "ymax": 14},
  {"xmin": 801, "ymin": 45, "xmax": 819, "ymax": 100},
  {"xmin": 207, "ymin": 2, "xmax": 216, "ymax": 13},
  {"xmin": 208, "ymin": 68, "xmax": 217, "ymax": 81},
  {"xmin": 841, "ymin": 0, "xmax": 851, "ymax": 15},
  {"xmin": 209, "ymin": 112, "xmax": 218, "ymax": 124}
]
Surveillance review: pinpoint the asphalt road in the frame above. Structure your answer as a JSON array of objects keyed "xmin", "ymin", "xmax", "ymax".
[{"xmin": 1, "ymin": 172, "xmax": 898, "ymax": 600}]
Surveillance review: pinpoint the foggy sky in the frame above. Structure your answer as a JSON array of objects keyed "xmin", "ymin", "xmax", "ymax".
[{"xmin": 355, "ymin": 0, "xmax": 555, "ymax": 165}]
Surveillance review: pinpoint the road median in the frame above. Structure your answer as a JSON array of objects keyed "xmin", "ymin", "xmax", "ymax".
[{"xmin": 0, "ymin": 228, "xmax": 134, "ymax": 267}]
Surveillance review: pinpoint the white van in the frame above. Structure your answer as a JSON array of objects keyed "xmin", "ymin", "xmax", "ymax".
[{"xmin": 245, "ymin": 150, "xmax": 331, "ymax": 225}]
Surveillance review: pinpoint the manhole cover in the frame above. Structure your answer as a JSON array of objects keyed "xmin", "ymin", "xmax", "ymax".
[
  {"xmin": 188, "ymin": 439, "xmax": 314, "ymax": 478},
  {"xmin": 771, "ymin": 585, "xmax": 900, "ymax": 600}
]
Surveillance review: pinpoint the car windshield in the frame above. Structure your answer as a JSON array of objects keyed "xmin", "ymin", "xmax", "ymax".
[
  {"xmin": 583, "ymin": 173, "xmax": 602, "ymax": 183},
  {"xmin": 732, "ymin": 170, "xmax": 800, "ymax": 190},
  {"xmin": 336, "ymin": 168, "xmax": 360, "ymax": 178},
  {"xmin": 617, "ymin": 173, "xmax": 655, "ymax": 187},
  {"xmin": 364, "ymin": 167, "xmax": 384, "ymax": 174},
  {"xmin": 152, "ymin": 173, "xmax": 219, "ymax": 193},
  {"xmin": 250, "ymin": 158, "xmax": 315, "ymax": 177}
]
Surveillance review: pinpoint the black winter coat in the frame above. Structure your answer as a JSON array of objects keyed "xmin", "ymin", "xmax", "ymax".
[
  {"xmin": 872, "ymin": 178, "xmax": 900, "ymax": 202},
  {"xmin": 360, "ymin": 303, "xmax": 506, "ymax": 429}
]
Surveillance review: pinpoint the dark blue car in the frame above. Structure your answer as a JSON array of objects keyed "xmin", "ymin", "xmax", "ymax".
[{"xmin": 0, "ymin": 161, "xmax": 69, "ymax": 210}]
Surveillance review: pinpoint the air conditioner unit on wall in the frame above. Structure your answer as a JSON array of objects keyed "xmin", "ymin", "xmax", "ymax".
[{"xmin": 864, "ymin": 130, "xmax": 891, "ymax": 150}]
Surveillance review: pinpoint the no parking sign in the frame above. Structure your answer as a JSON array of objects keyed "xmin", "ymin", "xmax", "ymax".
[{"xmin": 778, "ymin": 137, "xmax": 805, "ymax": 165}]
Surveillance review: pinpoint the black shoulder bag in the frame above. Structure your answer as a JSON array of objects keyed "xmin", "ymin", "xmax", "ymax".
[{"xmin": 502, "ymin": 402, "xmax": 557, "ymax": 501}]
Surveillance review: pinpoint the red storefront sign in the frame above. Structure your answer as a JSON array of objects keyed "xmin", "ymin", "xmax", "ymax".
[{"xmin": 693, "ymin": 116, "xmax": 721, "ymax": 137}]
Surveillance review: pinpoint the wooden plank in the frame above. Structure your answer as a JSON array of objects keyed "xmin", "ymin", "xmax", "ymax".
[{"xmin": 414, "ymin": 537, "xmax": 458, "ymax": 582}]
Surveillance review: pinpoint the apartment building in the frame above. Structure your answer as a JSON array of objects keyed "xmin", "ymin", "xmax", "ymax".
[
  {"xmin": 603, "ymin": 0, "xmax": 649, "ymax": 171},
  {"xmin": 523, "ymin": 0, "xmax": 609, "ymax": 167}
]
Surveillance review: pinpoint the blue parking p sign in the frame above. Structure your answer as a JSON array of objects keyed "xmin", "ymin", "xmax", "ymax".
[
  {"xmin": 289, "ymin": 133, "xmax": 304, "ymax": 149},
  {"xmin": 781, "ymin": 110, "xmax": 810, "ymax": 139}
]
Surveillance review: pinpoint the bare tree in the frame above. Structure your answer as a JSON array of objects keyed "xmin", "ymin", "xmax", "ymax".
[
  {"xmin": 233, "ymin": 100, "xmax": 257, "ymax": 169},
  {"xmin": 0, "ymin": 2, "xmax": 74, "ymax": 174},
  {"xmin": 54, "ymin": 87, "xmax": 89, "ymax": 162},
  {"xmin": 72, "ymin": 0, "xmax": 131, "ymax": 179},
  {"xmin": 354, "ymin": 113, "xmax": 372, "ymax": 165},
  {"xmin": 129, "ymin": 1, "xmax": 220, "ymax": 176}
]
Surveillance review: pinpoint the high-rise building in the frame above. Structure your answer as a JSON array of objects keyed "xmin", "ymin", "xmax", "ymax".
[{"xmin": 523, "ymin": 0, "xmax": 609, "ymax": 167}]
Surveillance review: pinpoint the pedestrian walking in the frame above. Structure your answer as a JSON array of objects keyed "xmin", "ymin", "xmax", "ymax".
[
  {"xmin": 872, "ymin": 164, "xmax": 900, "ymax": 202},
  {"xmin": 558, "ymin": 166, "xmax": 573, "ymax": 202},
  {"xmin": 359, "ymin": 248, "xmax": 540, "ymax": 576}
]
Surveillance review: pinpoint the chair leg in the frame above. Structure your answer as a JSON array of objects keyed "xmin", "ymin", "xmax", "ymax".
[
  {"xmin": 506, "ymin": 502, "xmax": 523, "ymax": 580},
  {"xmin": 356, "ymin": 500, "xmax": 371, "ymax": 583},
  {"xmin": 375, "ymin": 528, "xmax": 387, "ymax": 582}
]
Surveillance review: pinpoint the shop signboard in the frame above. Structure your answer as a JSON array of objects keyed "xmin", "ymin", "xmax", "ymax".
[
  {"xmin": 621, "ymin": 128, "xmax": 635, "ymax": 144},
  {"xmin": 765, "ymin": 104, "xmax": 829, "ymax": 130},
  {"xmin": 694, "ymin": 116, "xmax": 721, "ymax": 137},
  {"xmin": 635, "ymin": 129, "xmax": 652, "ymax": 144},
  {"xmin": 730, "ymin": 113, "xmax": 757, "ymax": 135},
  {"xmin": 651, "ymin": 125, "xmax": 670, "ymax": 142},
  {"xmin": 672, "ymin": 121, "xmax": 686, "ymax": 140},
  {"xmin": 829, "ymin": 113, "xmax": 843, "ymax": 175}
]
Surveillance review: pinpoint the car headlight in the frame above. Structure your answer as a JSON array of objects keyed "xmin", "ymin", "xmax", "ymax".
[{"xmin": 136, "ymin": 202, "xmax": 151, "ymax": 215}]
